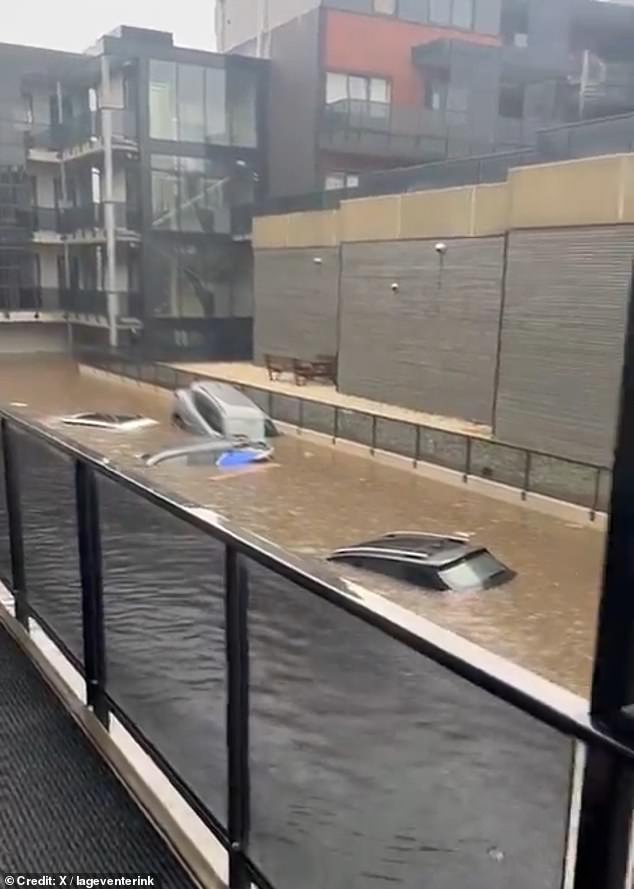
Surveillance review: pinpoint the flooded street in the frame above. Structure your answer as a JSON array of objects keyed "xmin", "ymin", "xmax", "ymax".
[{"xmin": 0, "ymin": 356, "xmax": 605, "ymax": 695}]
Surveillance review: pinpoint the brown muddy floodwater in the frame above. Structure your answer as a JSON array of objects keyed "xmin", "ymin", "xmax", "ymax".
[{"xmin": 0, "ymin": 356, "xmax": 606, "ymax": 696}]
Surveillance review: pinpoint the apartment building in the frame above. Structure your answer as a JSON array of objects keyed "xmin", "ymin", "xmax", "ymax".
[
  {"xmin": 0, "ymin": 27, "xmax": 267, "ymax": 356},
  {"xmin": 216, "ymin": 0, "xmax": 634, "ymax": 196}
]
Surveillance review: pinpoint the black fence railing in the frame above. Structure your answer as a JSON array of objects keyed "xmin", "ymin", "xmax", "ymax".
[
  {"xmin": 77, "ymin": 350, "xmax": 612, "ymax": 518},
  {"xmin": 0, "ymin": 287, "xmax": 61, "ymax": 315},
  {"xmin": 0, "ymin": 401, "xmax": 633, "ymax": 889},
  {"xmin": 26, "ymin": 108, "xmax": 138, "ymax": 153}
]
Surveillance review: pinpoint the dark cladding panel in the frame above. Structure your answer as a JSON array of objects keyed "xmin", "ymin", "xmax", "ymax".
[
  {"xmin": 495, "ymin": 226, "xmax": 631, "ymax": 465},
  {"xmin": 254, "ymin": 247, "xmax": 340, "ymax": 362},
  {"xmin": 267, "ymin": 8, "xmax": 322, "ymax": 196},
  {"xmin": 338, "ymin": 237, "xmax": 504, "ymax": 425}
]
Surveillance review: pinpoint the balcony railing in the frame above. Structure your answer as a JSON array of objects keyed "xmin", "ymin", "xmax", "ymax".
[
  {"xmin": 1, "ymin": 394, "xmax": 634, "ymax": 889},
  {"xmin": 26, "ymin": 108, "xmax": 137, "ymax": 153},
  {"xmin": 320, "ymin": 99, "xmax": 455, "ymax": 159},
  {"xmin": 60, "ymin": 289, "xmax": 142, "ymax": 321},
  {"xmin": 0, "ymin": 287, "xmax": 60, "ymax": 315},
  {"xmin": 60, "ymin": 288, "xmax": 108, "ymax": 318},
  {"xmin": 56, "ymin": 203, "xmax": 140, "ymax": 236}
]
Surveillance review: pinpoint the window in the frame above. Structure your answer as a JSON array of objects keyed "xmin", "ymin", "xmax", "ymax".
[
  {"xmin": 451, "ymin": 0, "xmax": 474, "ymax": 29},
  {"xmin": 178, "ymin": 64, "xmax": 205, "ymax": 142},
  {"xmin": 325, "ymin": 172, "xmax": 360, "ymax": 190},
  {"xmin": 151, "ymin": 155, "xmax": 180, "ymax": 230},
  {"xmin": 429, "ymin": 0, "xmax": 450, "ymax": 25},
  {"xmin": 373, "ymin": 0, "xmax": 396, "ymax": 14},
  {"xmin": 430, "ymin": 0, "xmax": 474, "ymax": 29},
  {"xmin": 227, "ymin": 67, "xmax": 257, "ymax": 148},
  {"xmin": 501, "ymin": 0, "xmax": 529, "ymax": 47},
  {"xmin": 424, "ymin": 71, "xmax": 449, "ymax": 111},
  {"xmin": 499, "ymin": 81, "xmax": 525, "ymax": 119},
  {"xmin": 325, "ymin": 72, "xmax": 391, "ymax": 106},
  {"xmin": 149, "ymin": 61, "xmax": 177, "ymax": 140},
  {"xmin": 205, "ymin": 67, "xmax": 228, "ymax": 144},
  {"xmin": 193, "ymin": 393, "xmax": 223, "ymax": 434}
]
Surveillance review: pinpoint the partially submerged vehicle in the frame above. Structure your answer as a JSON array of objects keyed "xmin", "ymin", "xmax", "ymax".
[
  {"xmin": 143, "ymin": 438, "xmax": 273, "ymax": 468},
  {"xmin": 59, "ymin": 413, "xmax": 158, "ymax": 431},
  {"xmin": 172, "ymin": 381, "xmax": 278, "ymax": 441},
  {"xmin": 328, "ymin": 531, "xmax": 515, "ymax": 593}
]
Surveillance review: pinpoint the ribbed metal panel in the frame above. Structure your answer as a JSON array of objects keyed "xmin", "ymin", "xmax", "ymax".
[
  {"xmin": 253, "ymin": 247, "xmax": 340, "ymax": 362},
  {"xmin": 495, "ymin": 226, "xmax": 632, "ymax": 465},
  {"xmin": 337, "ymin": 237, "xmax": 505, "ymax": 424}
]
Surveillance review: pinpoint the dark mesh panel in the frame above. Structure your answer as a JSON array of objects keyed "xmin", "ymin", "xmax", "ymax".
[
  {"xmin": 246, "ymin": 561, "xmax": 573, "ymax": 889},
  {"xmin": 97, "ymin": 475, "xmax": 227, "ymax": 820}
]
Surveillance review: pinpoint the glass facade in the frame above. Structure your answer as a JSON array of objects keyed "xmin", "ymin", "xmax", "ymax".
[
  {"xmin": 151, "ymin": 153, "xmax": 254, "ymax": 235},
  {"xmin": 149, "ymin": 61, "xmax": 256, "ymax": 148}
]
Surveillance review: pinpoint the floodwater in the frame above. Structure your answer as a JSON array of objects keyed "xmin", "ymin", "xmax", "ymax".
[
  {"xmin": 0, "ymin": 356, "xmax": 604, "ymax": 695},
  {"xmin": 0, "ymin": 356, "xmax": 606, "ymax": 889}
]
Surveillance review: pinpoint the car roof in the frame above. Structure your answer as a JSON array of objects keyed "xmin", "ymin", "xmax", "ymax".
[
  {"xmin": 331, "ymin": 532, "xmax": 480, "ymax": 567},
  {"xmin": 192, "ymin": 381, "xmax": 263, "ymax": 415}
]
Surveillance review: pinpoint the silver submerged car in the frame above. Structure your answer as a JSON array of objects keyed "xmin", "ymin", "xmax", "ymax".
[
  {"xmin": 172, "ymin": 381, "xmax": 277, "ymax": 442},
  {"xmin": 143, "ymin": 438, "xmax": 274, "ymax": 467}
]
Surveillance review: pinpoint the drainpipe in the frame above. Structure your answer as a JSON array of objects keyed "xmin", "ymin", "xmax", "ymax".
[{"xmin": 101, "ymin": 54, "xmax": 118, "ymax": 349}]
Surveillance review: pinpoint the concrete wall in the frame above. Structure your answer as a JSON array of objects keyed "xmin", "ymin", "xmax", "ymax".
[
  {"xmin": 254, "ymin": 247, "xmax": 340, "ymax": 361},
  {"xmin": 338, "ymin": 237, "xmax": 505, "ymax": 424},
  {"xmin": 0, "ymin": 323, "xmax": 68, "ymax": 354},
  {"xmin": 495, "ymin": 226, "xmax": 632, "ymax": 466}
]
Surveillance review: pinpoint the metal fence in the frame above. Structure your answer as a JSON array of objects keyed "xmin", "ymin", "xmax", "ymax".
[
  {"xmin": 79, "ymin": 351, "xmax": 612, "ymax": 519},
  {"xmin": 0, "ymin": 402, "xmax": 633, "ymax": 889}
]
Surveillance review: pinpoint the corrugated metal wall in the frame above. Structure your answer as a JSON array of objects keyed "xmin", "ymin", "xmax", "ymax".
[
  {"xmin": 337, "ymin": 237, "xmax": 505, "ymax": 424},
  {"xmin": 253, "ymin": 247, "xmax": 340, "ymax": 363},
  {"xmin": 495, "ymin": 226, "xmax": 632, "ymax": 465}
]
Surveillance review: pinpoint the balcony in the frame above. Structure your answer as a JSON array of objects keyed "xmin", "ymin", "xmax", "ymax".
[
  {"xmin": 60, "ymin": 289, "xmax": 142, "ymax": 323},
  {"xmin": 320, "ymin": 100, "xmax": 458, "ymax": 162},
  {"xmin": 0, "ymin": 286, "xmax": 61, "ymax": 317},
  {"xmin": 26, "ymin": 108, "xmax": 138, "ymax": 159}
]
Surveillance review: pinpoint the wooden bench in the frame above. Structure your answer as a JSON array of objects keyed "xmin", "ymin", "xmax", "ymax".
[
  {"xmin": 293, "ymin": 355, "xmax": 337, "ymax": 386},
  {"xmin": 265, "ymin": 353, "xmax": 295, "ymax": 381}
]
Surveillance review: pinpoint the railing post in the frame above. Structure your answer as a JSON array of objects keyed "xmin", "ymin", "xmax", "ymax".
[
  {"xmin": 464, "ymin": 437, "xmax": 472, "ymax": 483},
  {"xmin": 572, "ymin": 747, "xmax": 633, "ymax": 889},
  {"xmin": 225, "ymin": 547, "xmax": 251, "ymax": 889},
  {"xmin": 522, "ymin": 451, "xmax": 532, "ymax": 501},
  {"xmin": 1, "ymin": 419, "xmax": 28, "ymax": 627},
  {"xmin": 75, "ymin": 460, "xmax": 109, "ymax": 728},
  {"xmin": 590, "ymin": 468, "xmax": 602, "ymax": 522}
]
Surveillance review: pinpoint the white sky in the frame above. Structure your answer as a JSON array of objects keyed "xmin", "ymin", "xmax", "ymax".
[{"xmin": 2, "ymin": 0, "xmax": 217, "ymax": 53}]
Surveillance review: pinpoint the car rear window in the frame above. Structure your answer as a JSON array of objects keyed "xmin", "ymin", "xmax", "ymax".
[{"xmin": 440, "ymin": 551, "xmax": 511, "ymax": 592}]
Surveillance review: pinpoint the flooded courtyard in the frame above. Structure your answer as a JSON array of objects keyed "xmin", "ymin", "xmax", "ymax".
[{"xmin": 0, "ymin": 355, "xmax": 606, "ymax": 695}]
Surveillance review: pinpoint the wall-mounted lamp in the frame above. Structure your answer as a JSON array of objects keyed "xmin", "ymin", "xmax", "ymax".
[
  {"xmin": 313, "ymin": 257, "xmax": 323, "ymax": 265},
  {"xmin": 391, "ymin": 282, "xmax": 400, "ymax": 293},
  {"xmin": 435, "ymin": 242, "xmax": 448, "ymax": 289}
]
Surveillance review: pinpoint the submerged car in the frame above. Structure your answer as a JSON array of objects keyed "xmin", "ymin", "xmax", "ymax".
[
  {"xmin": 143, "ymin": 438, "xmax": 273, "ymax": 468},
  {"xmin": 59, "ymin": 413, "xmax": 158, "ymax": 431},
  {"xmin": 328, "ymin": 531, "xmax": 515, "ymax": 593},
  {"xmin": 172, "ymin": 381, "xmax": 278, "ymax": 441}
]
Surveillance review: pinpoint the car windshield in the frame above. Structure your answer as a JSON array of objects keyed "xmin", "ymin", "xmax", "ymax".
[{"xmin": 440, "ymin": 551, "xmax": 511, "ymax": 592}]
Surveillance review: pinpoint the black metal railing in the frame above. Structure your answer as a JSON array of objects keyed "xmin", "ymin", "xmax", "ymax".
[
  {"xmin": 0, "ymin": 397, "xmax": 633, "ymax": 889},
  {"xmin": 26, "ymin": 108, "xmax": 138, "ymax": 153},
  {"xmin": 0, "ymin": 287, "xmax": 61, "ymax": 315},
  {"xmin": 60, "ymin": 289, "xmax": 108, "ymax": 318},
  {"xmin": 76, "ymin": 350, "xmax": 612, "ymax": 518}
]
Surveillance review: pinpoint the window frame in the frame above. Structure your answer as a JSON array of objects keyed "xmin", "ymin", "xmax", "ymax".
[
  {"xmin": 429, "ymin": 0, "xmax": 475, "ymax": 30},
  {"xmin": 325, "ymin": 71, "xmax": 392, "ymax": 107}
]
